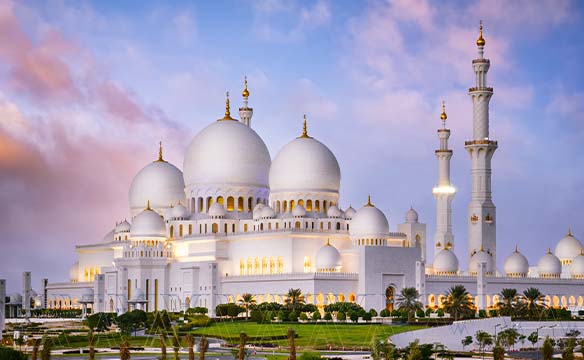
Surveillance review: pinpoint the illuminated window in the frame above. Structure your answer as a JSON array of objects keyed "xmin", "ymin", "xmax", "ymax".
[
  {"xmin": 244, "ymin": 224, "xmax": 248, "ymax": 232},
  {"xmin": 254, "ymin": 257, "xmax": 260, "ymax": 274},
  {"xmin": 306, "ymin": 200, "xmax": 312, "ymax": 212},
  {"xmin": 217, "ymin": 196, "xmax": 224, "ymax": 205},
  {"xmin": 207, "ymin": 197, "xmax": 214, "ymax": 211},
  {"xmin": 179, "ymin": 224, "xmax": 183, "ymax": 237},
  {"xmin": 227, "ymin": 196, "xmax": 234, "ymax": 211},
  {"xmin": 277, "ymin": 256, "xmax": 284, "ymax": 273},
  {"xmin": 189, "ymin": 224, "xmax": 192, "ymax": 235},
  {"xmin": 270, "ymin": 257, "xmax": 275, "ymax": 274},
  {"xmin": 303, "ymin": 256, "xmax": 311, "ymax": 273},
  {"xmin": 298, "ymin": 199, "xmax": 304, "ymax": 207},
  {"xmin": 211, "ymin": 223, "xmax": 218, "ymax": 233},
  {"xmin": 240, "ymin": 259, "xmax": 245, "ymax": 275},
  {"xmin": 262, "ymin": 257, "xmax": 268, "ymax": 274},
  {"xmin": 238, "ymin": 197, "xmax": 244, "ymax": 212},
  {"xmin": 315, "ymin": 200, "xmax": 320, "ymax": 212},
  {"xmin": 290, "ymin": 200, "xmax": 295, "ymax": 211},
  {"xmin": 248, "ymin": 197, "xmax": 253, "ymax": 212},
  {"xmin": 283, "ymin": 201, "xmax": 288, "ymax": 213},
  {"xmin": 198, "ymin": 197, "xmax": 203, "ymax": 213},
  {"xmin": 247, "ymin": 258, "xmax": 253, "ymax": 275}
]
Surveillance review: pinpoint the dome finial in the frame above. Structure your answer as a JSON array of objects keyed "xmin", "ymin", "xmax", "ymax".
[
  {"xmin": 242, "ymin": 76, "xmax": 249, "ymax": 98},
  {"xmin": 515, "ymin": 244, "xmax": 518, "ymax": 253},
  {"xmin": 220, "ymin": 91, "xmax": 234, "ymax": 121},
  {"xmin": 157, "ymin": 141, "xmax": 165, "ymax": 162},
  {"xmin": 326, "ymin": 238, "xmax": 330, "ymax": 246},
  {"xmin": 146, "ymin": 200, "xmax": 151, "ymax": 210},
  {"xmin": 299, "ymin": 114, "xmax": 311, "ymax": 138},
  {"xmin": 440, "ymin": 100, "xmax": 447, "ymax": 125},
  {"xmin": 547, "ymin": 248, "xmax": 551, "ymax": 254},
  {"xmin": 365, "ymin": 195, "xmax": 373, "ymax": 207},
  {"xmin": 480, "ymin": 244, "xmax": 484, "ymax": 252},
  {"xmin": 476, "ymin": 20, "xmax": 486, "ymax": 47},
  {"xmin": 568, "ymin": 227, "xmax": 572, "ymax": 236}
]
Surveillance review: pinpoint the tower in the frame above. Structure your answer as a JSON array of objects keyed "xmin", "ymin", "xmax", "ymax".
[
  {"xmin": 465, "ymin": 21, "xmax": 498, "ymax": 265},
  {"xmin": 433, "ymin": 102, "xmax": 455, "ymax": 255},
  {"xmin": 239, "ymin": 76, "xmax": 253, "ymax": 127},
  {"xmin": 22, "ymin": 271, "xmax": 31, "ymax": 318}
]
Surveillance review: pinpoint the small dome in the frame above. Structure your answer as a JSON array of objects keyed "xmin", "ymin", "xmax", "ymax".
[
  {"xmin": 344, "ymin": 206, "xmax": 356, "ymax": 219},
  {"xmin": 167, "ymin": 203, "xmax": 189, "ymax": 220},
  {"xmin": 469, "ymin": 249, "xmax": 494, "ymax": 275},
  {"xmin": 261, "ymin": 206, "xmax": 275, "ymax": 219},
  {"xmin": 208, "ymin": 202, "xmax": 226, "ymax": 218},
  {"xmin": 115, "ymin": 220, "xmax": 131, "ymax": 233},
  {"xmin": 405, "ymin": 207, "xmax": 419, "ymax": 223},
  {"xmin": 327, "ymin": 205, "xmax": 342, "ymax": 218},
  {"xmin": 81, "ymin": 289, "xmax": 94, "ymax": 303},
  {"xmin": 130, "ymin": 205, "xmax": 166, "ymax": 238},
  {"xmin": 315, "ymin": 241, "xmax": 342, "ymax": 272},
  {"xmin": 349, "ymin": 198, "xmax": 389, "ymax": 240},
  {"xmin": 269, "ymin": 134, "xmax": 340, "ymax": 195},
  {"xmin": 69, "ymin": 262, "xmax": 79, "ymax": 282},
  {"xmin": 504, "ymin": 247, "xmax": 529, "ymax": 277},
  {"xmin": 8, "ymin": 292, "xmax": 22, "ymax": 304},
  {"xmin": 292, "ymin": 204, "xmax": 306, "ymax": 217},
  {"xmin": 253, "ymin": 203, "xmax": 265, "ymax": 220},
  {"xmin": 129, "ymin": 157, "xmax": 186, "ymax": 216},
  {"xmin": 538, "ymin": 250, "xmax": 562, "ymax": 278},
  {"xmin": 433, "ymin": 249, "xmax": 459, "ymax": 275},
  {"xmin": 102, "ymin": 228, "xmax": 115, "ymax": 243},
  {"xmin": 554, "ymin": 229, "xmax": 583, "ymax": 264},
  {"xmin": 570, "ymin": 251, "xmax": 584, "ymax": 278}
]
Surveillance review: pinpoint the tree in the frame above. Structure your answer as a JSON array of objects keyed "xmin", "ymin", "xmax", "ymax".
[
  {"xmin": 312, "ymin": 311, "xmax": 321, "ymax": 321},
  {"xmin": 520, "ymin": 288, "xmax": 546, "ymax": 320},
  {"xmin": 239, "ymin": 293, "xmax": 256, "ymax": 318},
  {"xmin": 285, "ymin": 289, "xmax": 305, "ymax": 312},
  {"xmin": 41, "ymin": 336, "xmax": 53, "ymax": 360},
  {"xmin": 406, "ymin": 340, "xmax": 423, "ymax": 360},
  {"xmin": 370, "ymin": 337, "xmax": 384, "ymax": 360},
  {"xmin": 475, "ymin": 331, "xmax": 493, "ymax": 359},
  {"xmin": 542, "ymin": 337, "xmax": 553, "ymax": 360},
  {"xmin": 199, "ymin": 336, "xmax": 209, "ymax": 360},
  {"xmin": 561, "ymin": 345, "xmax": 574, "ymax": 360},
  {"xmin": 184, "ymin": 334, "xmax": 195, "ymax": 360},
  {"xmin": 461, "ymin": 336, "xmax": 473, "ymax": 350},
  {"xmin": 498, "ymin": 328, "xmax": 520, "ymax": 350},
  {"xmin": 288, "ymin": 328, "xmax": 297, "ymax": 360},
  {"xmin": 496, "ymin": 289, "xmax": 518, "ymax": 317},
  {"xmin": 493, "ymin": 344, "xmax": 504, "ymax": 360},
  {"xmin": 442, "ymin": 285, "xmax": 474, "ymax": 320},
  {"xmin": 0, "ymin": 347, "xmax": 27, "ymax": 360},
  {"xmin": 171, "ymin": 326, "xmax": 181, "ymax": 360},
  {"xmin": 119, "ymin": 338, "xmax": 131, "ymax": 360},
  {"xmin": 396, "ymin": 287, "xmax": 423, "ymax": 321},
  {"xmin": 528, "ymin": 331, "xmax": 539, "ymax": 348},
  {"xmin": 85, "ymin": 313, "xmax": 113, "ymax": 332},
  {"xmin": 238, "ymin": 332, "xmax": 248, "ymax": 360},
  {"xmin": 160, "ymin": 332, "xmax": 167, "ymax": 360},
  {"xmin": 88, "ymin": 329, "xmax": 96, "ymax": 360},
  {"xmin": 31, "ymin": 338, "xmax": 42, "ymax": 360}
]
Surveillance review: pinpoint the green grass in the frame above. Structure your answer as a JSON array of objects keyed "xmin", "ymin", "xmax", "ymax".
[{"xmin": 192, "ymin": 322, "xmax": 424, "ymax": 349}]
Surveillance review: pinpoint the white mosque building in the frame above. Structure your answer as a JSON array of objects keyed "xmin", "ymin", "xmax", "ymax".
[{"xmin": 6, "ymin": 24, "xmax": 584, "ymax": 317}]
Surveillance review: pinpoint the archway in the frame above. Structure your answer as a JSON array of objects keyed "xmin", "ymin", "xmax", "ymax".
[{"xmin": 385, "ymin": 286, "xmax": 395, "ymax": 311}]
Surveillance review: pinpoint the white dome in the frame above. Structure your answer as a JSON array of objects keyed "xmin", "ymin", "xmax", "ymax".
[
  {"xmin": 554, "ymin": 230, "xmax": 582, "ymax": 262},
  {"xmin": 129, "ymin": 158, "xmax": 186, "ymax": 216},
  {"xmin": 405, "ymin": 207, "xmax": 419, "ymax": 223},
  {"xmin": 253, "ymin": 203, "xmax": 265, "ymax": 220},
  {"xmin": 344, "ymin": 206, "xmax": 356, "ymax": 219},
  {"xmin": 433, "ymin": 249, "xmax": 459, "ymax": 275},
  {"xmin": 208, "ymin": 202, "xmax": 226, "ymax": 218},
  {"xmin": 69, "ymin": 262, "xmax": 79, "ymax": 282},
  {"xmin": 130, "ymin": 206, "xmax": 166, "ymax": 238},
  {"xmin": 269, "ymin": 135, "xmax": 340, "ymax": 194},
  {"xmin": 261, "ymin": 206, "xmax": 275, "ymax": 219},
  {"xmin": 504, "ymin": 248, "xmax": 529, "ymax": 277},
  {"xmin": 349, "ymin": 199, "xmax": 389, "ymax": 240},
  {"xmin": 102, "ymin": 228, "xmax": 115, "ymax": 243},
  {"xmin": 469, "ymin": 249, "xmax": 494, "ymax": 275},
  {"xmin": 183, "ymin": 120, "xmax": 271, "ymax": 189},
  {"xmin": 327, "ymin": 205, "xmax": 342, "ymax": 218},
  {"xmin": 115, "ymin": 220, "xmax": 131, "ymax": 233},
  {"xmin": 570, "ymin": 252, "xmax": 584, "ymax": 278},
  {"xmin": 167, "ymin": 203, "xmax": 189, "ymax": 220},
  {"xmin": 315, "ymin": 241, "xmax": 342, "ymax": 272},
  {"xmin": 9, "ymin": 292, "xmax": 22, "ymax": 304},
  {"xmin": 538, "ymin": 250, "xmax": 562, "ymax": 278},
  {"xmin": 292, "ymin": 204, "xmax": 306, "ymax": 217}
]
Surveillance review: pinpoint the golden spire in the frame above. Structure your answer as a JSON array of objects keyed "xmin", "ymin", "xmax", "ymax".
[
  {"xmin": 156, "ymin": 141, "xmax": 165, "ymax": 162},
  {"xmin": 476, "ymin": 20, "xmax": 486, "ymax": 47},
  {"xmin": 326, "ymin": 238, "xmax": 331, "ymax": 246},
  {"xmin": 220, "ymin": 91, "xmax": 234, "ymax": 121},
  {"xmin": 299, "ymin": 114, "xmax": 311, "ymax": 138},
  {"xmin": 146, "ymin": 200, "xmax": 152, "ymax": 210},
  {"xmin": 479, "ymin": 244, "xmax": 484, "ymax": 252},
  {"xmin": 365, "ymin": 195, "xmax": 373, "ymax": 207},
  {"xmin": 440, "ymin": 100, "xmax": 447, "ymax": 121},
  {"xmin": 568, "ymin": 227, "xmax": 572, "ymax": 236},
  {"xmin": 514, "ymin": 244, "xmax": 519, "ymax": 253},
  {"xmin": 242, "ymin": 76, "xmax": 249, "ymax": 98}
]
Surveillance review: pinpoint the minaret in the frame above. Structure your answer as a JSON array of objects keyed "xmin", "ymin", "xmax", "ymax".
[
  {"xmin": 465, "ymin": 21, "xmax": 498, "ymax": 266},
  {"xmin": 433, "ymin": 102, "xmax": 455, "ymax": 255},
  {"xmin": 239, "ymin": 76, "xmax": 253, "ymax": 127}
]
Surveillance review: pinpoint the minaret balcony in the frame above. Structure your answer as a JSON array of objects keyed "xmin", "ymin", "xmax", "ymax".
[
  {"xmin": 464, "ymin": 139, "xmax": 497, "ymax": 147},
  {"xmin": 472, "ymin": 59, "xmax": 490, "ymax": 64},
  {"xmin": 468, "ymin": 86, "xmax": 493, "ymax": 92}
]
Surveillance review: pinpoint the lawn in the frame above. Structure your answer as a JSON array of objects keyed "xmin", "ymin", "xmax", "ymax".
[{"xmin": 192, "ymin": 322, "xmax": 425, "ymax": 349}]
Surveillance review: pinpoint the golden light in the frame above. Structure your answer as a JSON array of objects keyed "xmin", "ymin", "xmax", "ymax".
[{"xmin": 432, "ymin": 186, "xmax": 456, "ymax": 194}]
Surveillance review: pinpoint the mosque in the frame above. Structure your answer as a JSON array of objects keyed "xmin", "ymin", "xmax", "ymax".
[{"xmin": 4, "ymin": 24, "xmax": 584, "ymax": 318}]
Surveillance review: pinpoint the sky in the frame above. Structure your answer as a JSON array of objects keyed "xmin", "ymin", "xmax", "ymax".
[{"xmin": 0, "ymin": 0, "xmax": 583, "ymax": 293}]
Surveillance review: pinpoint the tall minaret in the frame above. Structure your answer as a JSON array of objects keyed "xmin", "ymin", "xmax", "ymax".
[
  {"xmin": 433, "ymin": 101, "xmax": 455, "ymax": 255},
  {"xmin": 239, "ymin": 76, "xmax": 253, "ymax": 127},
  {"xmin": 465, "ymin": 21, "xmax": 498, "ymax": 265}
]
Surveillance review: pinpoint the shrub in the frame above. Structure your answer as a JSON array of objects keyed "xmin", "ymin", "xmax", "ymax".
[
  {"xmin": 493, "ymin": 345, "xmax": 504, "ymax": 360},
  {"xmin": 0, "ymin": 346, "xmax": 27, "ymax": 360},
  {"xmin": 299, "ymin": 351, "xmax": 322, "ymax": 360},
  {"xmin": 190, "ymin": 315, "xmax": 212, "ymax": 327},
  {"xmin": 362, "ymin": 312, "xmax": 372, "ymax": 321},
  {"xmin": 379, "ymin": 309, "xmax": 390, "ymax": 317},
  {"xmin": 391, "ymin": 309, "xmax": 400, "ymax": 317},
  {"xmin": 349, "ymin": 310, "xmax": 359, "ymax": 323},
  {"xmin": 478, "ymin": 309, "xmax": 488, "ymax": 318},
  {"xmin": 215, "ymin": 303, "xmax": 245, "ymax": 318},
  {"xmin": 299, "ymin": 313, "xmax": 308, "ymax": 321},
  {"xmin": 336, "ymin": 311, "xmax": 346, "ymax": 321},
  {"xmin": 489, "ymin": 309, "xmax": 498, "ymax": 318},
  {"xmin": 369, "ymin": 309, "xmax": 378, "ymax": 317},
  {"xmin": 312, "ymin": 311, "xmax": 321, "ymax": 321},
  {"xmin": 416, "ymin": 309, "xmax": 425, "ymax": 318},
  {"xmin": 542, "ymin": 337, "xmax": 553, "ymax": 360},
  {"xmin": 425, "ymin": 308, "xmax": 433, "ymax": 317},
  {"xmin": 323, "ymin": 312, "xmax": 332, "ymax": 321},
  {"xmin": 186, "ymin": 307, "xmax": 208, "ymax": 315},
  {"xmin": 436, "ymin": 309, "xmax": 444, "ymax": 318},
  {"xmin": 250, "ymin": 310, "xmax": 263, "ymax": 323},
  {"xmin": 277, "ymin": 310, "xmax": 288, "ymax": 322},
  {"xmin": 288, "ymin": 311, "xmax": 299, "ymax": 322}
]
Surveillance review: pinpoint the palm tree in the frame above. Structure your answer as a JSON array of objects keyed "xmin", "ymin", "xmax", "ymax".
[
  {"xmin": 238, "ymin": 332, "xmax": 248, "ymax": 360},
  {"xmin": 199, "ymin": 336, "xmax": 209, "ymax": 360},
  {"xmin": 119, "ymin": 338, "xmax": 131, "ymax": 360},
  {"xmin": 396, "ymin": 287, "xmax": 423, "ymax": 321},
  {"xmin": 171, "ymin": 326, "xmax": 181, "ymax": 360},
  {"xmin": 41, "ymin": 336, "xmax": 52, "ymax": 360},
  {"xmin": 88, "ymin": 329, "xmax": 96, "ymax": 360},
  {"xmin": 239, "ymin": 293, "xmax": 256, "ymax": 318},
  {"xmin": 160, "ymin": 331, "xmax": 167, "ymax": 360},
  {"xmin": 31, "ymin": 338, "xmax": 42, "ymax": 360},
  {"xmin": 520, "ymin": 287, "xmax": 546, "ymax": 320},
  {"xmin": 496, "ymin": 288, "xmax": 518, "ymax": 317},
  {"xmin": 184, "ymin": 334, "xmax": 195, "ymax": 360},
  {"xmin": 288, "ymin": 328, "xmax": 296, "ymax": 360},
  {"xmin": 285, "ymin": 288, "xmax": 304, "ymax": 311},
  {"xmin": 442, "ymin": 285, "xmax": 474, "ymax": 320}
]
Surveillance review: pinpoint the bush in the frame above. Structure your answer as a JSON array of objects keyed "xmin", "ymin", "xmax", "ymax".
[
  {"xmin": 324, "ymin": 302, "xmax": 364, "ymax": 314},
  {"xmin": 0, "ymin": 346, "xmax": 27, "ymax": 360},
  {"xmin": 489, "ymin": 309, "xmax": 498, "ymax": 318},
  {"xmin": 263, "ymin": 311, "xmax": 274, "ymax": 322},
  {"xmin": 379, "ymin": 309, "xmax": 390, "ymax": 317},
  {"xmin": 391, "ymin": 310, "xmax": 400, "ymax": 317},
  {"xmin": 369, "ymin": 309, "xmax": 378, "ymax": 317},
  {"xmin": 493, "ymin": 345, "xmax": 505, "ymax": 360},
  {"xmin": 186, "ymin": 307, "xmax": 208, "ymax": 315},
  {"xmin": 362, "ymin": 312, "xmax": 372, "ymax": 321},
  {"xmin": 312, "ymin": 311, "xmax": 321, "ymax": 321},
  {"xmin": 336, "ymin": 311, "xmax": 346, "ymax": 321},
  {"xmin": 277, "ymin": 310, "xmax": 288, "ymax": 322},
  {"xmin": 323, "ymin": 312, "xmax": 332, "ymax": 321},
  {"xmin": 436, "ymin": 309, "xmax": 444, "ymax": 318},
  {"xmin": 416, "ymin": 309, "xmax": 425, "ymax": 318},
  {"xmin": 215, "ymin": 303, "xmax": 245, "ymax": 318},
  {"xmin": 257, "ymin": 302, "xmax": 282, "ymax": 311},
  {"xmin": 478, "ymin": 309, "xmax": 488, "ymax": 318},
  {"xmin": 189, "ymin": 315, "xmax": 212, "ymax": 327},
  {"xmin": 299, "ymin": 312, "xmax": 308, "ymax": 321},
  {"xmin": 349, "ymin": 310, "xmax": 359, "ymax": 323},
  {"xmin": 425, "ymin": 308, "xmax": 433, "ymax": 317},
  {"xmin": 299, "ymin": 351, "xmax": 322, "ymax": 360},
  {"xmin": 303, "ymin": 304, "xmax": 318, "ymax": 313},
  {"xmin": 250, "ymin": 309, "xmax": 264, "ymax": 323},
  {"xmin": 288, "ymin": 311, "xmax": 299, "ymax": 322}
]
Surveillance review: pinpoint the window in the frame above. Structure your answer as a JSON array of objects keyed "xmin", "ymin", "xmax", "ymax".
[
  {"xmin": 306, "ymin": 200, "xmax": 312, "ymax": 212},
  {"xmin": 198, "ymin": 197, "xmax": 203, "ymax": 213},
  {"xmin": 270, "ymin": 257, "xmax": 275, "ymax": 274},
  {"xmin": 298, "ymin": 199, "xmax": 304, "ymax": 207},
  {"xmin": 248, "ymin": 197, "xmax": 253, "ymax": 212},
  {"xmin": 207, "ymin": 197, "xmax": 214, "ymax": 210},
  {"xmin": 227, "ymin": 196, "xmax": 234, "ymax": 211},
  {"xmin": 290, "ymin": 200, "xmax": 295, "ymax": 211},
  {"xmin": 315, "ymin": 200, "xmax": 320, "ymax": 212},
  {"xmin": 262, "ymin": 257, "xmax": 268, "ymax": 274},
  {"xmin": 211, "ymin": 223, "xmax": 218, "ymax": 233},
  {"xmin": 277, "ymin": 256, "xmax": 284, "ymax": 273},
  {"xmin": 247, "ymin": 258, "xmax": 253, "ymax": 275},
  {"xmin": 217, "ymin": 196, "xmax": 224, "ymax": 205},
  {"xmin": 170, "ymin": 225, "xmax": 174, "ymax": 238},
  {"xmin": 238, "ymin": 197, "xmax": 244, "ymax": 212},
  {"xmin": 189, "ymin": 224, "xmax": 192, "ymax": 235},
  {"xmin": 240, "ymin": 259, "xmax": 245, "ymax": 275},
  {"xmin": 179, "ymin": 224, "xmax": 183, "ymax": 237},
  {"xmin": 303, "ymin": 256, "xmax": 311, "ymax": 273},
  {"xmin": 244, "ymin": 224, "xmax": 248, "ymax": 232}
]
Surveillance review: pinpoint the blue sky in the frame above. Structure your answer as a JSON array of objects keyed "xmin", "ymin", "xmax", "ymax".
[{"xmin": 0, "ymin": 0, "xmax": 583, "ymax": 292}]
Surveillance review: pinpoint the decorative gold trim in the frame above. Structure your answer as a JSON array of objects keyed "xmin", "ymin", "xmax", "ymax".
[
  {"xmin": 365, "ymin": 195, "xmax": 373, "ymax": 207},
  {"xmin": 299, "ymin": 114, "xmax": 311, "ymax": 138},
  {"xmin": 242, "ymin": 76, "xmax": 249, "ymax": 98},
  {"xmin": 476, "ymin": 20, "xmax": 485, "ymax": 47},
  {"xmin": 219, "ymin": 91, "xmax": 235, "ymax": 121}
]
